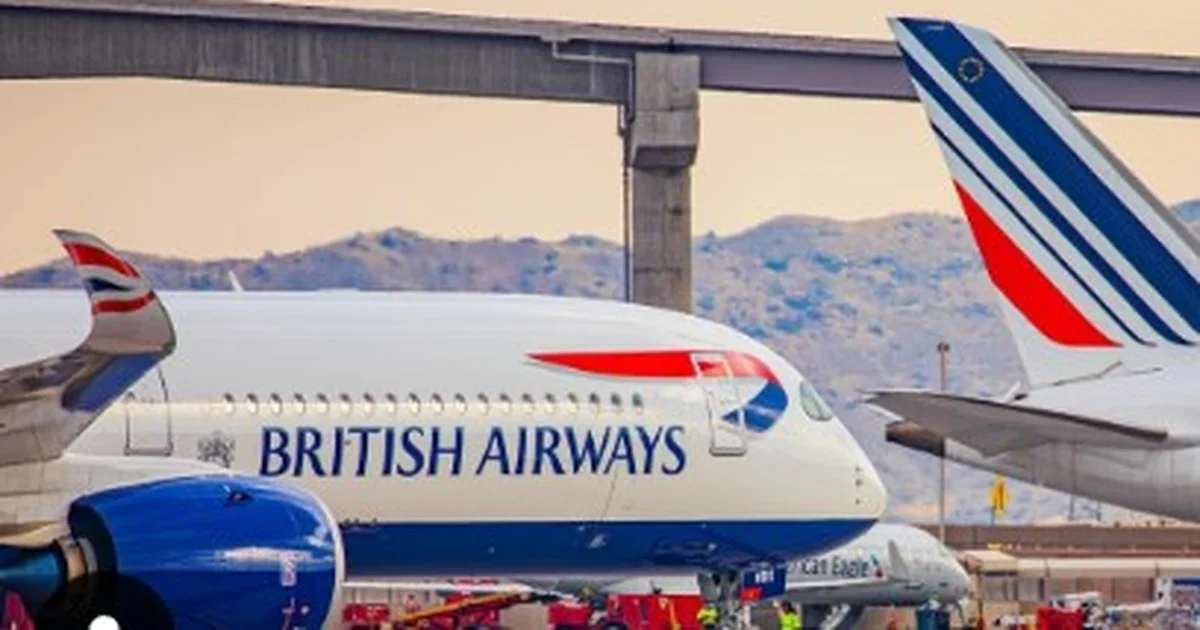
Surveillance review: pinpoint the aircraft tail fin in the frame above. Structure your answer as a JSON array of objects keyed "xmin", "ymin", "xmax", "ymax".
[
  {"xmin": 885, "ymin": 540, "xmax": 911, "ymax": 583},
  {"xmin": 888, "ymin": 17, "xmax": 1200, "ymax": 387}
]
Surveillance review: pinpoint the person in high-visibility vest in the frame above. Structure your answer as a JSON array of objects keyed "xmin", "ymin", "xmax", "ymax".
[
  {"xmin": 774, "ymin": 600, "xmax": 801, "ymax": 630},
  {"xmin": 696, "ymin": 602, "xmax": 719, "ymax": 630}
]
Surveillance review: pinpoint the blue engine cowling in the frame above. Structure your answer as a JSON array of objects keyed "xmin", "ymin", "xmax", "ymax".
[{"xmin": 15, "ymin": 473, "xmax": 343, "ymax": 629}]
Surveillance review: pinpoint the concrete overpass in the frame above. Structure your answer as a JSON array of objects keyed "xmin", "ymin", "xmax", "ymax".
[{"xmin": 5, "ymin": 0, "xmax": 1200, "ymax": 310}]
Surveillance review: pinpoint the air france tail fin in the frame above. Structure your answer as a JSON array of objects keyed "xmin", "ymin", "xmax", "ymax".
[{"xmin": 888, "ymin": 17, "xmax": 1200, "ymax": 388}]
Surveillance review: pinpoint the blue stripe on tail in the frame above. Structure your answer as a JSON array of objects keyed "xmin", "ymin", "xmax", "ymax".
[
  {"xmin": 898, "ymin": 18, "xmax": 1200, "ymax": 339},
  {"xmin": 896, "ymin": 44, "xmax": 1191, "ymax": 346},
  {"xmin": 930, "ymin": 124, "xmax": 1150, "ymax": 346}
]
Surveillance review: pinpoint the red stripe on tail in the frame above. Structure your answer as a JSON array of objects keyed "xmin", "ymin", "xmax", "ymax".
[
  {"xmin": 64, "ymin": 243, "xmax": 141, "ymax": 278},
  {"xmin": 92, "ymin": 292, "xmax": 155, "ymax": 314},
  {"xmin": 954, "ymin": 182, "xmax": 1117, "ymax": 347}
]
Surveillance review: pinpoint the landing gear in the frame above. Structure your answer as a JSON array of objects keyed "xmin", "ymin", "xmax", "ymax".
[{"xmin": 697, "ymin": 570, "xmax": 746, "ymax": 630}]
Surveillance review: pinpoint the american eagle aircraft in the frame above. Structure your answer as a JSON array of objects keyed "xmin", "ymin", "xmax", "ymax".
[
  {"xmin": 869, "ymin": 18, "xmax": 1200, "ymax": 522},
  {"xmin": 0, "ymin": 230, "xmax": 886, "ymax": 629},
  {"xmin": 591, "ymin": 523, "xmax": 970, "ymax": 629}
]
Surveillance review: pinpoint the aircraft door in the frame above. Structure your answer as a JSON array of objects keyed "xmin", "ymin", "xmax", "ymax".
[
  {"xmin": 690, "ymin": 352, "xmax": 747, "ymax": 456},
  {"xmin": 122, "ymin": 366, "xmax": 174, "ymax": 456}
]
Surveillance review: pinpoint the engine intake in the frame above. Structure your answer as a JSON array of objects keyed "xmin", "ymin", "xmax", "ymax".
[{"xmin": 0, "ymin": 473, "xmax": 344, "ymax": 629}]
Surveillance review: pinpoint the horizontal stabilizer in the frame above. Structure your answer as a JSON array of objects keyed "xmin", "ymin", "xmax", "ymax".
[
  {"xmin": 868, "ymin": 390, "xmax": 1167, "ymax": 457},
  {"xmin": 0, "ymin": 230, "xmax": 176, "ymax": 466}
]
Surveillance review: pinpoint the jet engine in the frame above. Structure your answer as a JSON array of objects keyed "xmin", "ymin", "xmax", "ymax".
[{"xmin": 0, "ymin": 473, "xmax": 344, "ymax": 629}]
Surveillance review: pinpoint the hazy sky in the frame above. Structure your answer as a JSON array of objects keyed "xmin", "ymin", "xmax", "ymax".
[{"xmin": 4, "ymin": 0, "xmax": 1200, "ymax": 271}]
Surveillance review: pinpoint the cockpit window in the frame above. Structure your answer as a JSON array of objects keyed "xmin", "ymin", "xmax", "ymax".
[{"xmin": 798, "ymin": 380, "xmax": 834, "ymax": 421}]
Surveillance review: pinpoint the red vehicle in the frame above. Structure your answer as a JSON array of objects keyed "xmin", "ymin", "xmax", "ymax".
[
  {"xmin": 549, "ymin": 594, "xmax": 707, "ymax": 630},
  {"xmin": 1035, "ymin": 607, "xmax": 1083, "ymax": 630},
  {"xmin": 344, "ymin": 603, "xmax": 392, "ymax": 630}
]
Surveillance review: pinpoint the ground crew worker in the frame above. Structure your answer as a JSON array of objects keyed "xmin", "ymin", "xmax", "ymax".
[
  {"xmin": 696, "ymin": 602, "xmax": 719, "ymax": 630},
  {"xmin": 775, "ymin": 601, "xmax": 801, "ymax": 630}
]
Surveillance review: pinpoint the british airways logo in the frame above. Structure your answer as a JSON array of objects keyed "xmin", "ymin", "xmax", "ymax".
[{"xmin": 528, "ymin": 350, "xmax": 788, "ymax": 433}]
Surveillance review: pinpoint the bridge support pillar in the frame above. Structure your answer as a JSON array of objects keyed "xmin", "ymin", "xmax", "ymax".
[{"xmin": 625, "ymin": 52, "xmax": 700, "ymax": 313}]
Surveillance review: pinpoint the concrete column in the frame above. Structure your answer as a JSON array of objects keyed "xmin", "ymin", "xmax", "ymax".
[{"xmin": 625, "ymin": 52, "xmax": 700, "ymax": 313}]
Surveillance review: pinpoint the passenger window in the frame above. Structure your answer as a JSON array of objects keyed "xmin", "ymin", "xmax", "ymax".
[
  {"xmin": 520, "ymin": 394, "xmax": 535, "ymax": 415},
  {"xmin": 338, "ymin": 393, "xmax": 353, "ymax": 416},
  {"xmin": 798, "ymin": 381, "xmax": 834, "ymax": 421},
  {"xmin": 565, "ymin": 393, "xmax": 580, "ymax": 414},
  {"xmin": 384, "ymin": 393, "xmax": 398, "ymax": 415},
  {"xmin": 543, "ymin": 394, "xmax": 557, "ymax": 414},
  {"xmin": 268, "ymin": 393, "xmax": 283, "ymax": 415},
  {"xmin": 497, "ymin": 394, "xmax": 513, "ymax": 415},
  {"xmin": 475, "ymin": 394, "xmax": 490, "ymax": 415},
  {"xmin": 631, "ymin": 393, "xmax": 645, "ymax": 415},
  {"xmin": 246, "ymin": 394, "xmax": 260, "ymax": 414},
  {"xmin": 587, "ymin": 393, "xmax": 601, "ymax": 415},
  {"xmin": 222, "ymin": 393, "xmax": 236, "ymax": 415},
  {"xmin": 453, "ymin": 394, "xmax": 468, "ymax": 415},
  {"xmin": 610, "ymin": 393, "xmax": 623, "ymax": 414},
  {"xmin": 315, "ymin": 394, "xmax": 330, "ymax": 415},
  {"xmin": 293, "ymin": 393, "xmax": 307, "ymax": 415},
  {"xmin": 406, "ymin": 393, "xmax": 421, "ymax": 415},
  {"xmin": 430, "ymin": 394, "xmax": 445, "ymax": 415},
  {"xmin": 362, "ymin": 394, "xmax": 375, "ymax": 416}
]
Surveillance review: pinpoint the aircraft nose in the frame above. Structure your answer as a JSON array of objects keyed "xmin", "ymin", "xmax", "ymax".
[
  {"xmin": 950, "ymin": 558, "xmax": 972, "ymax": 598},
  {"xmin": 849, "ymin": 441, "xmax": 888, "ymax": 520}
]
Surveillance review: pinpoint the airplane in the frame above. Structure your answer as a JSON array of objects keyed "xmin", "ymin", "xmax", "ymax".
[
  {"xmin": 0, "ymin": 230, "xmax": 887, "ymax": 628},
  {"xmin": 865, "ymin": 17, "xmax": 1200, "ymax": 523},
  {"xmin": 594, "ymin": 523, "xmax": 971, "ymax": 630},
  {"xmin": 342, "ymin": 523, "xmax": 970, "ymax": 630}
]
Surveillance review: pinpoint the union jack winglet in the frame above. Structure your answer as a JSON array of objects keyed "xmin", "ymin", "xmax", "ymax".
[{"xmin": 53, "ymin": 229, "xmax": 176, "ymax": 354}]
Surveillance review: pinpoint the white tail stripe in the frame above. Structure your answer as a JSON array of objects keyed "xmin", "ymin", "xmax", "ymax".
[
  {"xmin": 893, "ymin": 20, "xmax": 1194, "ymax": 345},
  {"xmin": 914, "ymin": 82, "xmax": 1159, "ymax": 345},
  {"xmin": 963, "ymin": 26, "xmax": 1200, "ymax": 287},
  {"xmin": 933, "ymin": 130, "xmax": 1136, "ymax": 345}
]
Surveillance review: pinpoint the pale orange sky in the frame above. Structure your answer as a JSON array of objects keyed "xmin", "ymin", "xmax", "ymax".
[{"xmin": 4, "ymin": 0, "xmax": 1200, "ymax": 272}]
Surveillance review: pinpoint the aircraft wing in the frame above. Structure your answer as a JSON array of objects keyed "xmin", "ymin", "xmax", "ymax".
[
  {"xmin": 0, "ymin": 230, "xmax": 175, "ymax": 466},
  {"xmin": 867, "ymin": 390, "xmax": 1168, "ymax": 457}
]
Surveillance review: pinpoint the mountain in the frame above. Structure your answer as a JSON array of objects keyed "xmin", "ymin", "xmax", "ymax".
[{"xmin": 5, "ymin": 205, "xmax": 1198, "ymax": 524}]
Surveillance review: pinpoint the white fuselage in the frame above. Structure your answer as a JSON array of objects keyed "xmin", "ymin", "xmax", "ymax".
[
  {"xmin": 0, "ymin": 290, "xmax": 886, "ymax": 578},
  {"xmin": 944, "ymin": 363, "xmax": 1200, "ymax": 521}
]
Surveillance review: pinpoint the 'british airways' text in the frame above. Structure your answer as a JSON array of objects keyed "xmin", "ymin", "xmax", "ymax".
[{"xmin": 259, "ymin": 424, "xmax": 687, "ymax": 478}]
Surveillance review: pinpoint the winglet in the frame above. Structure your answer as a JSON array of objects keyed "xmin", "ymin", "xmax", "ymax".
[{"xmin": 53, "ymin": 229, "xmax": 175, "ymax": 355}]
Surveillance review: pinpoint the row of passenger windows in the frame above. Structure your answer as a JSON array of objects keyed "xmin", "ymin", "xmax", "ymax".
[{"xmin": 210, "ymin": 391, "xmax": 648, "ymax": 417}]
